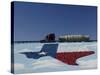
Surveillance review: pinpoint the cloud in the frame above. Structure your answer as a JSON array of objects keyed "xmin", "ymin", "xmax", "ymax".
[
  {"xmin": 18, "ymin": 46, "xmax": 42, "ymax": 53},
  {"xmin": 35, "ymin": 46, "xmax": 42, "ymax": 49},
  {"xmin": 31, "ymin": 56, "xmax": 80, "ymax": 70},
  {"xmin": 32, "ymin": 56, "xmax": 65, "ymax": 69},
  {"xmin": 18, "ymin": 48, "xmax": 34, "ymax": 52},
  {"xmin": 77, "ymin": 59, "xmax": 97, "ymax": 69},
  {"xmin": 14, "ymin": 63, "xmax": 25, "ymax": 70}
]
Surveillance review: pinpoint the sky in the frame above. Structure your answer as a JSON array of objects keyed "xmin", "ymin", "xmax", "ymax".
[{"xmin": 13, "ymin": 1, "xmax": 97, "ymax": 41}]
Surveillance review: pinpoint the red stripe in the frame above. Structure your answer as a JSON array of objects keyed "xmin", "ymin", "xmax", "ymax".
[{"xmin": 56, "ymin": 51, "xmax": 94, "ymax": 65}]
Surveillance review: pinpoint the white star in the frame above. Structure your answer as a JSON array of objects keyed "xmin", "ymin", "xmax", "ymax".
[{"xmin": 38, "ymin": 51, "xmax": 47, "ymax": 55}]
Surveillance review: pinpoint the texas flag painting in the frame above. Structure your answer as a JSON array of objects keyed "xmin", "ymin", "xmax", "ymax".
[{"xmin": 11, "ymin": 1, "xmax": 97, "ymax": 74}]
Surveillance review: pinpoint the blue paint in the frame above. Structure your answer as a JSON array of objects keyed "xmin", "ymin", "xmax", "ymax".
[{"xmin": 20, "ymin": 44, "xmax": 58, "ymax": 59}]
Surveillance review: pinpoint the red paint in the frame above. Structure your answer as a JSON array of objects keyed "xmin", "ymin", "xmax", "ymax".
[{"xmin": 56, "ymin": 51, "xmax": 94, "ymax": 65}]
